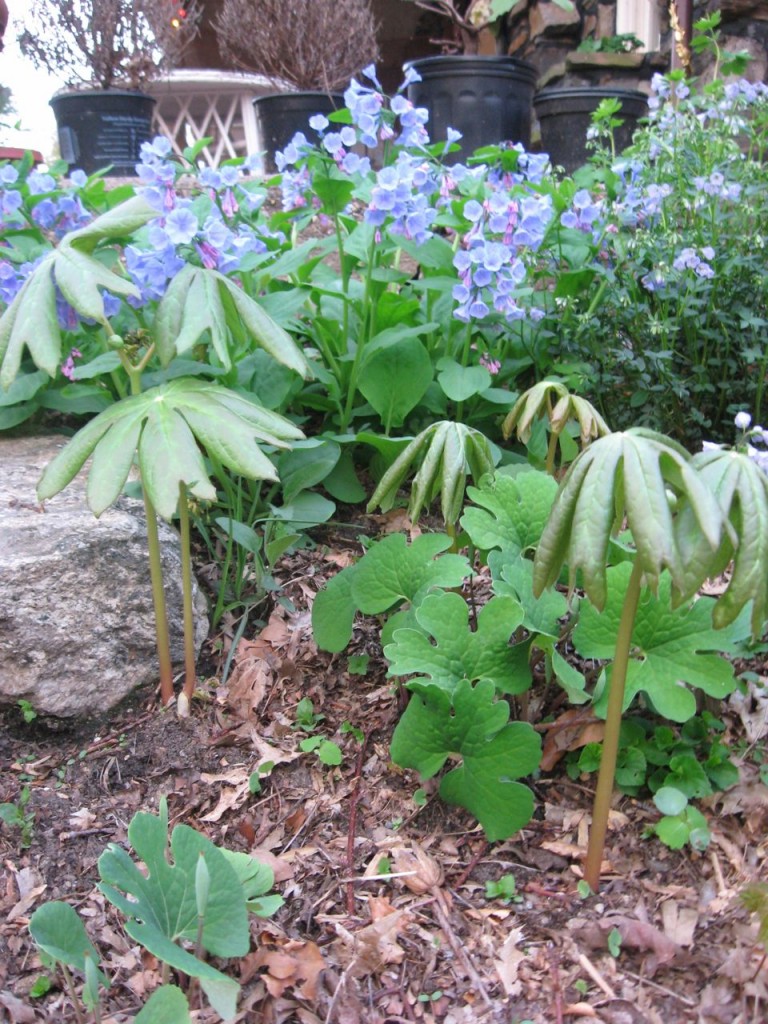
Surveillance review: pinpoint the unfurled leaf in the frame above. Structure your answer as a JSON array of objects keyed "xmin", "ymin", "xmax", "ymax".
[
  {"xmin": 490, "ymin": 552, "xmax": 568, "ymax": 638},
  {"xmin": 390, "ymin": 678, "xmax": 541, "ymax": 841},
  {"xmin": 134, "ymin": 986, "xmax": 192, "ymax": 1024},
  {"xmin": 574, "ymin": 562, "xmax": 743, "ymax": 722},
  {"xmin": 358, "ymin": 334, "xmax": 433, "ymax": 429},
  {"xmin": 29, "ymin": 902, "xmax": 107, "ymax": 985},
  {"xmin": 312, "ymin": 567, "xmax": 357, "ymax": 653},
  {"xmin": 37, "ymin": 378, "xmax": 303, "ymax": 519},
  {"xmin": 351, "ymin": 533, "xmax": 469, "ymax": 614},
  {"xmin": 462, "ymin": 469, "xmax": 559, "ymax": 558},
  {"xmin": 385, "ymin": 591, "xmax": 529, "ymax": 696}
]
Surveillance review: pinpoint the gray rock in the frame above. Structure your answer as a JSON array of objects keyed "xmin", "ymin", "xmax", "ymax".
[{"xmin": 0, "ymin": 435, "xmax": 209, "ymax": 718}]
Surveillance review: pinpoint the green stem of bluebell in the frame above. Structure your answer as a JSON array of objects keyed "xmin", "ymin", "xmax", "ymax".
[
  {"xmin": 455, "ymin": 322, "xmax": 473, "ymax": 423},
  {"xmin": 583, "ymin": 556, "xmax": 644, "ymax": 891},
  {"xmin": 122, "ymin": 351, "xmax": 174, "ymax": 707},
  {"xmin": 178, "ymin": 484, "xmax": 197, "ymax": 710},
  {"xmin": 340, "ymin": 236, "xmax": 378, "ymax": 432}
]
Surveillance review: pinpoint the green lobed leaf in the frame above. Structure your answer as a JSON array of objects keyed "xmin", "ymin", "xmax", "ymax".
[
  {"xmin": 684, "ymin": 449, "xmax": 768, "ymax": 638},
  {"xmin": 390, "ymin": 678, "xmax": 541, "ymax": 841},
  {"xmin": 312, "ymin": 567, "xmax": 358, "ymax": 653},
  {"xmin": 574, "ymin": 562, "xmax": 742, "ymax": 722},
  {"xmin": 134, "ymin": 986, "xmax": 192, "ymax": 1024},
  {"xmin": 385, "ymin": 591, "xmax": 529, "ymax": 696},
  {"xmin": 350, "ymin": 533, "xmax": 470, "ymax": 615},
  {"xmin": 462, "ymin": 469, "xmax": 559, "ymax": 558},
  {"xmin": 98, "ymin": 807, "xmax": 250, "ymax": 959},
  {"xmin": 490, "ymin": 552, "xmax": 568, "ymax": 638},
  {"xmin": 38, "ymin": 379, "xmax": 298, "ymax": 519}
]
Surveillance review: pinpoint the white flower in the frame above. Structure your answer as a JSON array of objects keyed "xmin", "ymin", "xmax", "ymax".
[{"xmin": 734, "ymin": 411, "xmax": 752, "ymax": 430}]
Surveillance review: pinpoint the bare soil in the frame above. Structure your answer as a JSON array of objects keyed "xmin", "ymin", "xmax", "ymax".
[{"xmin": 1, "ymin": 525, "xmax": 767, "ymax": 1024}]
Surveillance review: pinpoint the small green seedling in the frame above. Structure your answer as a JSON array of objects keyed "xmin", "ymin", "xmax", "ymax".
[
  {"xmin": 0, "ymin": 786, "xmax": 35, "ymax": 848},
  {"xmin": 294, "ymin": 697, "xmax": 324, "ymax": 731},
  {"xmin": 340, "ymin": 721, "xmax": 364, "ymax": 743},
  {"xmin": 299, "ymin": 735, "xmax": 343, "ymax": 766},
  {"xmin": 17, "ymin": 699, "xmax": 37, "ymax": 723},
  {"xmin": 484, "ymin": 874, "xmax": 522, "ymax": 905},
  {"xmin": 607, "ymin": 927, "xmax": 623, "ymax": 958},
  {"xmin": 248, "ymin": 761, "xmax": 274, "ymax": 795}
]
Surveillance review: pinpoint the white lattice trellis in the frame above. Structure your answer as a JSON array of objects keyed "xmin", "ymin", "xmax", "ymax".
[{"xmin": 148, "ymin": 69, "xmax": 277, "ymax": 168}]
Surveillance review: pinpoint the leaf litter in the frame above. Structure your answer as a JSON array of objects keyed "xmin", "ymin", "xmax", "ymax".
[{"xmin": 0, "ymin": 535, "xmax": 766, "ymax": 1023}]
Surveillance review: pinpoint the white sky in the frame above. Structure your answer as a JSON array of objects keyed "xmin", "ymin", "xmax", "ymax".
[{"xmin": 1, "ymin": 0, "xmax": 67, "ymax": 159}]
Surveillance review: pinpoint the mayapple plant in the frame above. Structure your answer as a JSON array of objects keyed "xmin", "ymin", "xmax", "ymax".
[
  {"xmin": 533, "ymin": 426, "xmax": 768, "ymax": 890},
  {"xmin": 0, "ymin": 195, "xmax": 310, "ymax": 714}
]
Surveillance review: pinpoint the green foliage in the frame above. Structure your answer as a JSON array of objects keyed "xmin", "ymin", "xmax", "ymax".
[
  {"xmin": 484, "ymin": 874, "xmax": 522, "ymax": 904},
  {"xmin": 37, "ymin": 378, "xmax": 304, "ymax": 520},
  {"xmin": 574, "ymin": 562, "xmax": 744, "ymax": 721},
  {"xmin": 97, "ymin": 799, "xmax": 281, "ymax": 1019},
  {"xmin": 740, "ymin": 882, "xmax": 768, "ymax": 952},
  {"xmin": 390, "ymin": 679, "xmax": 541, "ymax": 841},
  {"xmin": 134, "ymin": 986, "xmax": 193, "ymax": 1024},
  {"xmin": 461, "ymin": 468, "xmax": 559, "ymax": 557},
  {"xmin": 577, "ymin": 33, "xmax": 643, "ymax": 54},
  {"xmin": 312, "ymin": 532, "xmax": 469, "ymax": 652},
  {"xmin": 0, "ymin": 786, "xmax": 35, "ymax": 848},
  {"xmin": 385, "ymin": 591, "xmax": 530, "ymax": 696},
  {"xmin": 367, "ymin": 421, "xmax": 496, "ymax": 530},
  {"xmin": 533, "ymin": 429, "xmax": 723, "ymax": 610}
]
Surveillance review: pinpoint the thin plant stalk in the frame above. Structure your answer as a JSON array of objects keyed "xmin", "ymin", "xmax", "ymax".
[
  {"xmin": 583, "ymin": 557, "xmax": 644, "ymax": 890},
  {"xmin": 123, "ymin": 346, "xmax": 174, "ymax": 707},
  {"xmin": 59, "ymin": 963, "xmax": 86, "ymax": 1024},
  {"xmin": 178, "ymin": 483, "xmax": 197, "ymax": 713},
  {"xmin": 143, "ymin": 493, "xmax": 175, "ymax": 707}
]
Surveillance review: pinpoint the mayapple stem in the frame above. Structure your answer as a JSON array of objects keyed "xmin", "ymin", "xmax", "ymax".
[
  {"xmin": 583, "ymin": 556, "xmax": 644, "ymax": 891},
  {"xmin": 178, "ymin": 484, "xmax": 197, "ymax": 710},
  {"xmin": 142, "ymin": 488, "xmax": 175, "ymax": 707}
]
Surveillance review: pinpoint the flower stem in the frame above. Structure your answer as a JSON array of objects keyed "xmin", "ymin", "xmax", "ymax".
[{"xmin": 583, "ymin": 556, "xmax": 644, "ymax": 891}]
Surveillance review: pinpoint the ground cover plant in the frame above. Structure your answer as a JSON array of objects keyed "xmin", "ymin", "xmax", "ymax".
[{"xmin": 0, "ymin": 12, "xmax": 767, "ymax": 1022}]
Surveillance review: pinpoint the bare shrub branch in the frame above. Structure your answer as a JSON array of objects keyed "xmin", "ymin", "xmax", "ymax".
[
  {"xmin": 18, "ymin": 0, "xmax": 201, "ymax": 90},
  {"xmin": 214, "ymin": 0, "xmax": 380, "ymax": 92}
]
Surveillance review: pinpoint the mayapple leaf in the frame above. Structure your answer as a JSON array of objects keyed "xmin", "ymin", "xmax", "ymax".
[
  {"xmin": 462, "ymin": 469, "xmax": 559, "ymax": 558},
  {"xmin": 385, "ymin": 591, "xmax": 529, "ymax": 696},
  {"xmin": 134, "ymin": 986, "xmax": 192, "ymax": 1024},
  {"xmin": 64, "ymin": 194, "xmax": 159, "ymax": 251},
  {"xmin": 367, "ymin": 420, "xmax": 495, "ymax": 527},
  {"xmin": 29, "ymin": 902, "xmax": 107, "ymax": 986},
  {"xmin": 350, "ymin": 533, "xmax": 470, "ymax": 614},
  {"xmin": 574, "ymin": 562, "xmax": 742, "ymax": 722},
  {"xmin": 0, "ymin": 259, "xmax": 60, "ymax": 388},
  {"xmin": 37, "ymin": 378, "xmax": 303, "ymax": 520},
  {"xmin": 390, "ymin": 678, "xmax": 541, "ymax": 841},
  {"xmin": 502, "ymin": 379, "xmax": 569, "ymax": 443},
  {"xmin": 678, "ymin": 448, "xmax": 768, "ymax": 638},
  {"xmin": 155, "ymin": 266, "xmax": 310, "ymax": 378},
  {"xmin": 533, "ymin": 429, "xmax": 723, "ymax": 610}
]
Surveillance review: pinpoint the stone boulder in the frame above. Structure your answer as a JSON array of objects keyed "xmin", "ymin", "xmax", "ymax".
[{"xmin": 0, "ymin": 436, "xmax": 209, "ymax": 718}]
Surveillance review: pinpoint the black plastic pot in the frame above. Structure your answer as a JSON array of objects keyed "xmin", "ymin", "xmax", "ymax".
[
  {"xmin": 49, "ymin": 90, "xmax": 156, "ymax": 177},
  {"xmin": 253, "ymin": 92, "xmax": 345, "ymax": 173},
  {"xmin": 404, "ymin": 55, "xmax": 537, "ymax": 163},
  {"xmin": 534, "ymin": 87, "xmax": 648, "ymax": 173}
]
